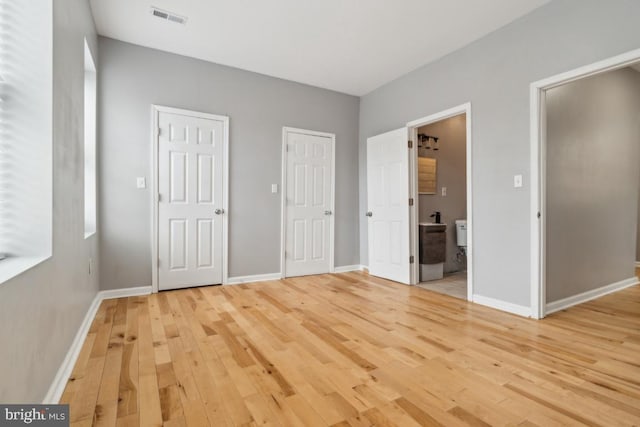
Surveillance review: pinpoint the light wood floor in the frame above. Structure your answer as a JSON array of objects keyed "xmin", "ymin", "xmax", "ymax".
[{"xmin": 61, "ymin": 272, "xmax": 640, "ymax": 426}]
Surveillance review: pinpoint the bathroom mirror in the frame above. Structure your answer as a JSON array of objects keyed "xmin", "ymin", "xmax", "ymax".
[{"xmin": 418, "ymin": 157, "xmax": 437, "ymax": 194}]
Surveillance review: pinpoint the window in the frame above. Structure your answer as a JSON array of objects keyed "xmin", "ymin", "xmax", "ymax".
[
  {"xmin": 84, "ymin": 40, "xmax": 97, "ymax": 238},
  {"xmin": 0, "ymin": 0, "xmax": 53, "ymax": 282}
]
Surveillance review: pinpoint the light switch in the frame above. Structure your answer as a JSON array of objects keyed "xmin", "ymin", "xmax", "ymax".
[
  {"xmin": 514, "ymin": 174, "xmax": 523, "ymax": 188},
  {"xmin": 271, "ymin": 184, "xmax": 278, "ymax": 194},
  {"xmin": 441, "ymin": 187, "xmax": 447, "ymax": 196},
  {"xmin": 136, "ymin": 177, "xmax": 146, "ymax": 189}
]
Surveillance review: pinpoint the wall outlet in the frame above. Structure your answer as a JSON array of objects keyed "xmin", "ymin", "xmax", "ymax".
[
  {"xmin": 136, "ymin": 177, "xmax": 146, "ymax": 189},
  {"xmin": 514, "ymin": 174, "xmax": 523, "ymax": 188},
  {"xmin": 271, "ymin": 184, "xmax": 278, "ymax": 194},
  {"xmin": 441, "ymin": 187, "xmax": 447, "ymax": 196}
]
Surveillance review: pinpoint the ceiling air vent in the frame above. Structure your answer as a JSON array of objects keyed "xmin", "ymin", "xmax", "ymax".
[{"xmin": 150, "ymin": 6, "xmax": 187, "ymax": 25}]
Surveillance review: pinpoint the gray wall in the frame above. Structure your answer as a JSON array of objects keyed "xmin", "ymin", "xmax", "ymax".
[
  {"xmin": 98, "ymin": 37, "xmax": 360, "ymax": 290},
  {"xmin": 0, "ymin": 0, "xmax": 99, "ymax": 402},
  {"xmin": 418, "ymin": 115, "xmax": 467, "ymax": 274},
  {"xmin": 546, "ymin": 68, "xmax": 640, "ymax": 303},
  {"xmin": 359, "ymin": 0, "xmax": 640, "ymax": 308}
]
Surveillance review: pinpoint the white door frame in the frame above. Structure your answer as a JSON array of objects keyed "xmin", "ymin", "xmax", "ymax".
[
  {"xmin": 151, "ymin": 105, "xmax": 230, "ymax": 293},
  {"xmin": 280, "ymin": 127, "xmax": 336, "ymax": 278},
  {"xmin": 530, "ymin": 48, "xmax": 640, "ymax": 319},
  {"xmin": 406, "ymin": 102, "xmax": 473, "ymax": 301}
]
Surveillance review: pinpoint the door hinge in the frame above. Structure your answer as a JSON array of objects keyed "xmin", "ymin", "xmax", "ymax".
[
  {"xmin": 409, "ymin": 255, "xmax": 415, "ymax": 264},
  {"xmin": 158, "ymin": 193, "xmax": 162, "ymax": 202},
  {"xmin": 157, "ymin": 259, "xmax": 160, "ymax": 268},
  {"xmin": 158, "ymin": 127, "xmax": 162, "ymax": 136},
  {"xmin": 537, "ymin": 211, "xmax": 541, "ymax": 219},
  {"xmin": 409, "ymin": 198, "xmax": 414, "ymax": 206},
  {"xmin": 408, "ymin": 140, "xmax": 413, "ymax": 149}
]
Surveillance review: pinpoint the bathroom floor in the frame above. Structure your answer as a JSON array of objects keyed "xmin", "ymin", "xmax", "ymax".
[{"xmin": 417, "ymin": 270, "xmax": 467, "ymax": 299}]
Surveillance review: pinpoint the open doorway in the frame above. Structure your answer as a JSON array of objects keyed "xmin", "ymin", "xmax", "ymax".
[
  {"xmin": 530, "ymin": 49, "xmax": 640, "ymax": 318},
  {"xmin": 364, "ymin": 103, "xmax": 472, "ymax": 294},
  {"xmin": 408, "ymin": 103, "xmax": 473, "ymax": 301}
]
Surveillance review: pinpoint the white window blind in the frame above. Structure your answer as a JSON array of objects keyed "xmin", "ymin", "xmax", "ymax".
[
  {"xmin": 0, "ymin": 0, "xmax": 52, "ymax": 280},
  {"xmin": 84, "ymin": 39, "xmax": 97, "ymax": 238}
]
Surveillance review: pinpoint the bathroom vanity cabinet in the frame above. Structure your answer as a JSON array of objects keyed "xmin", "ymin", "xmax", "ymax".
[{"xmin": 419, "ymin": 224, "xmax": 446, "ymax": 264}]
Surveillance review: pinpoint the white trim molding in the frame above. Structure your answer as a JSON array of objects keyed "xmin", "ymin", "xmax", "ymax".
[
  {"xmin": 226, "ymin": 273, "xmax": 282, "ymax": 285},
  {"xmin": 226, "ymin": 267, "xmax": 367, "ymax": 285},
  {"xmin": 406, "ymin": 102, "xmax": 473, "ymax": 301},
  {"xmin": 333, "ymin": 265, "xmax": 366, "ymax": 273},
  {"xmin": 151, "ymin": 105, "xmax": 230, "ymax": 292},
  {"xmin": 530, "ymin": 47, "xmax": 640, "ymax": 319},
  {"xmin": 545, "ymin": 277, "xmax": 639, "ymax": 315},
  {"xmin": 98, "ymin": 286, "xmax": 153, "ymax": 300},
  {"xmin": 42, "ymin": 294, "xmax": 102, "ymax": 404},
  {"xmin": 472, "ymin": 294, "xmax": 531, "ymax": 318},
  {"xmin": 43, "ymin": 285, "xmax": 152, "ymax": 404}
]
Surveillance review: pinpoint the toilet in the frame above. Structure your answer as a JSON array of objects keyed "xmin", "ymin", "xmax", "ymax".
[{"xmin": 455, "ymin": 219, "xmax": 467, "ymax": 255}]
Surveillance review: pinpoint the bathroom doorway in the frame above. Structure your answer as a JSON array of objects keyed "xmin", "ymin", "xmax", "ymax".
[{"xmin": 407, "ymin": 103, "xmax": 473, "ymax": 301}]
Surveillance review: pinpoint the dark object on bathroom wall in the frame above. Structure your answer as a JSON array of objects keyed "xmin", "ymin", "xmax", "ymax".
[
  {"xmin": 430, "ymin": 211, "xmax": 441, "ymax": 224},
  {"xmin": 418, "ymin": 133, "xmax": 440, "ymax": 150}
]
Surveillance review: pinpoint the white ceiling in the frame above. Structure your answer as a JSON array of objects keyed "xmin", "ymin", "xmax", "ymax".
[{"xmin": 90, "ymin": 0, "xmax": 550, "ymax": 96}]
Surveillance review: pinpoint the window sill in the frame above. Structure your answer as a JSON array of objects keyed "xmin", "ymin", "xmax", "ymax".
[{"xmin": 0, "ymin": 255, "xmax": 51, "ymax": 285}]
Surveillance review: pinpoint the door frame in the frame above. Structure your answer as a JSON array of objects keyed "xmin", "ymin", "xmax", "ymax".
[
  {"xmin": 151, "ymin": 105, "xmax": 230, "ymax": 293},
  {"xmin": 280, "ymin": 127, "xmax": 336, "ymax": 278},
  {"xmin": 406, "ymin": 102, "xmax": 473, "ymax": 301},
  {"xmin": 529, "ymin": 48, "xmax": 640, "ymax": 319}
]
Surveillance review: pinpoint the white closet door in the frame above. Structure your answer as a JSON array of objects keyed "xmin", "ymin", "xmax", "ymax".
[
  {"xmin": 158, "ymin": 111, "xmax": 225, "ymax": 290},
  {"xmin": 284, "ymin": 129, "xmax": 334, "ymax": 277}
]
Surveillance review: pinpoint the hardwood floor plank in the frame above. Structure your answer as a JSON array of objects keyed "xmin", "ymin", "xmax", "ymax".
[
  {"xmin": 394, "ymin": 396, "xmax": 446, "ymax": 426},
  {"xmin": 64, "ymin": 299, "xmax": 117, "ymax": 424},
  {"xmin": 60, "ymin": 273, "xmax": 640, "ymax": 426},
  {"xmin": 116, "ymin": 297, "xmax": 139, "ymax": 422},
  {"xmin": 137, "ymin": 296, "xmax": 163, "ymax": 427},
  {"xmin": 60, "ymin": 332, "xmax": 96, "ymax": 404},
  {"xmin": 94, "ymin": 298, "xmax": 129, "ymax": 426}
]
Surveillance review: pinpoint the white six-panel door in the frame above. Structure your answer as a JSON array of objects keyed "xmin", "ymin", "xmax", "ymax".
[
  {"xmin": 283, "ymin": 128, "xmax": 334, "ymax": 277},
  {"xmin": 157, "ymin": 110, "xmax": 227, "ymax": 291},
  {"xmin": 367, "ymin": 127, "xmax": 411, "ymax": 284}
]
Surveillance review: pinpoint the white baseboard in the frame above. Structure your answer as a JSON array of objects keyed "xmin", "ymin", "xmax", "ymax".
[
  {"xmin": 42, "ymin": 293, "xmax": 102, "ymax": 404},
  {"xmin": 226, "ymin": 273, "xmax": 282, "ymax": 285},
  {"xmin": 43, "ymin": 285, "xmax": 152, "ymax": 404},
  {"xmin": 545, "ymin": 276, "xmax": 639, "ymax": 315},
  {"xmin": 333, "ymin": 264, "xmax": 365, "ymax": 273},
  {"xmin": 472, "ymin": 294, "xmax": 531, "ymax": 318},
  {"xmin": 226, "ymin": 266, "xmax": 368, "ymax": 285},
  {"xmin": 99, "ymin": 285, "xmax": 152, "ymax": 300}
]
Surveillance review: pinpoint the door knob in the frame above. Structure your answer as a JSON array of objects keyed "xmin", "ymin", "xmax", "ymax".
[
  {"xmin": 324, "ymin": 210, "xmax": 332, "ymax": 216},
  {"xmin": 365, "ymin": 211, "xmax": 373, "ymax": 217},
  {"xmin": 215, "ymin": 208, "xmax": 225, "ymax": 215}
]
